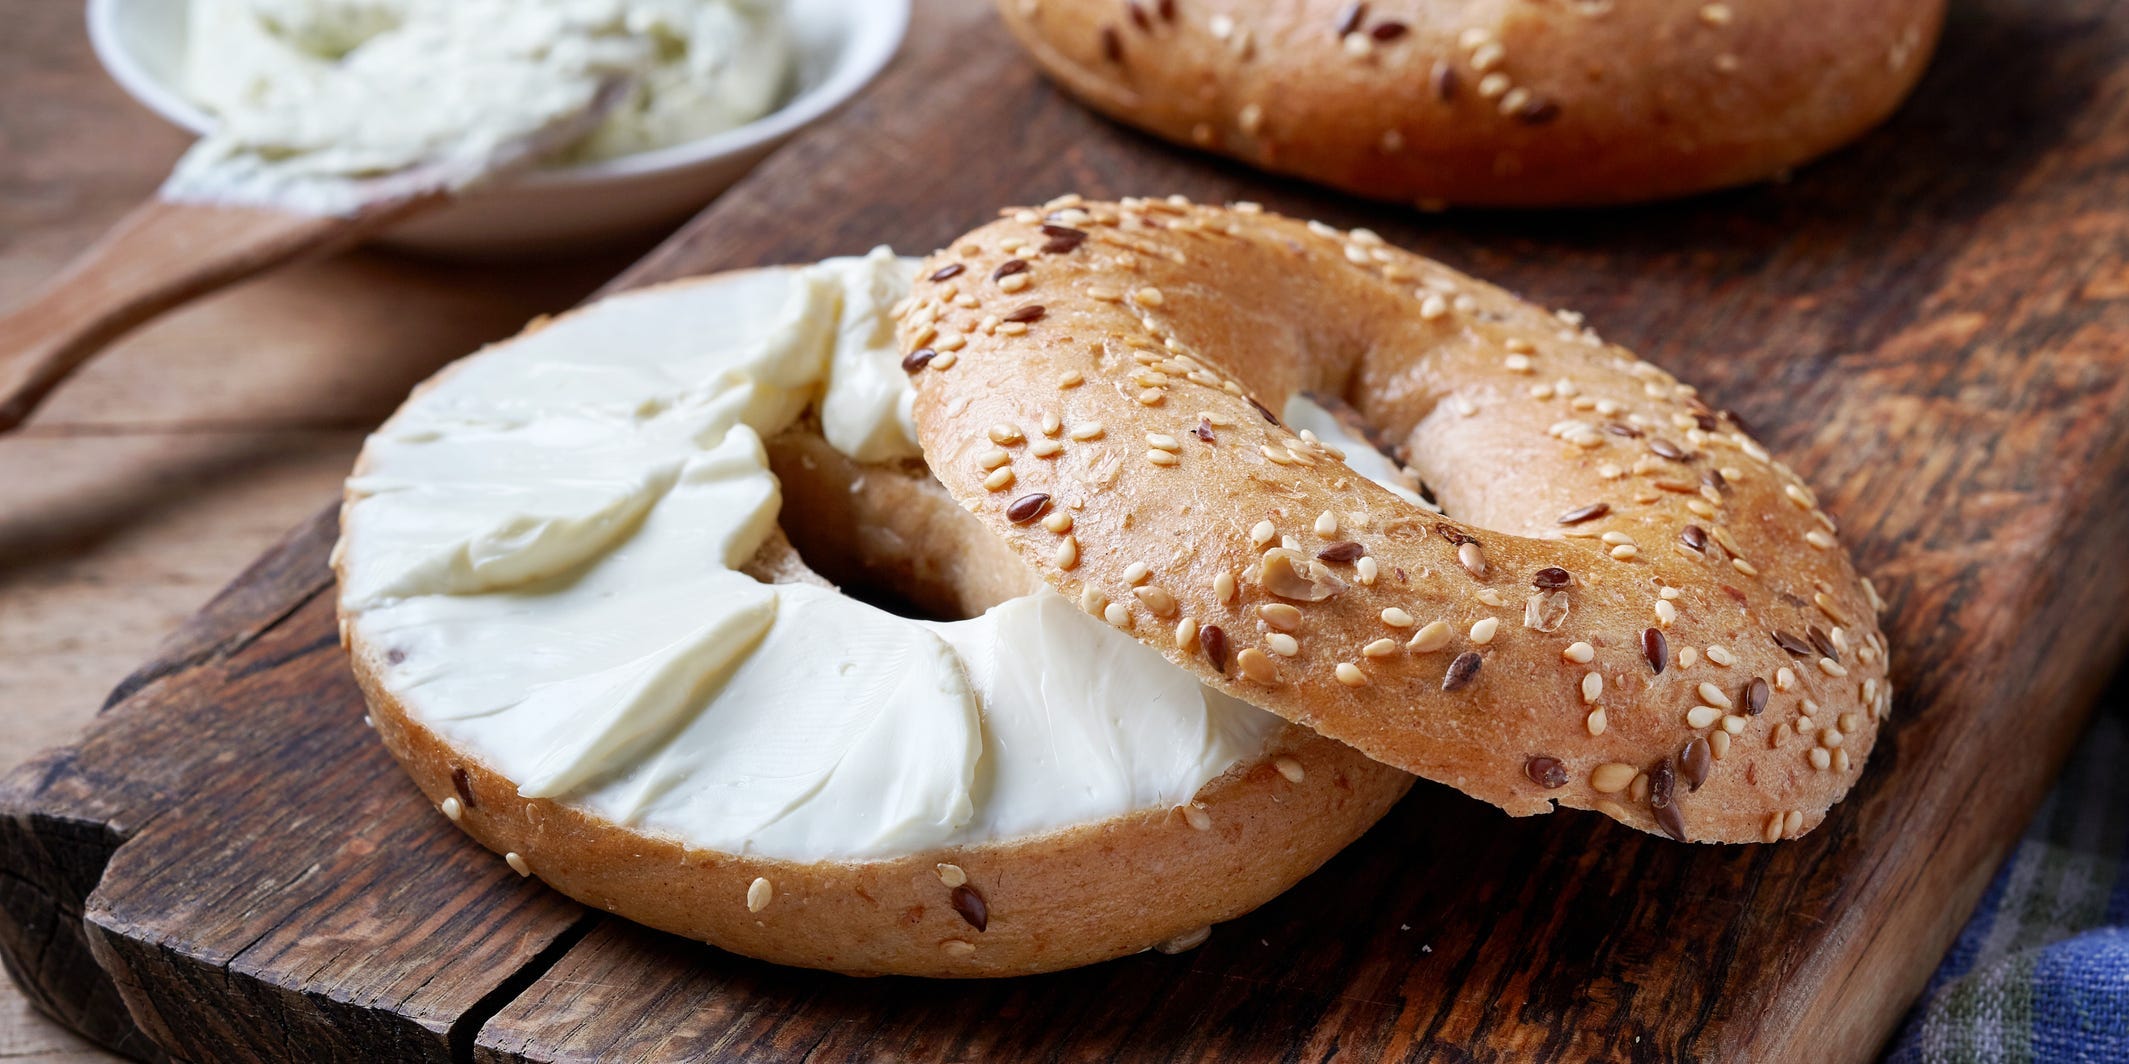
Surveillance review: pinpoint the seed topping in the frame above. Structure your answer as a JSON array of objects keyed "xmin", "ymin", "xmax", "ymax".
[
  {"xmin": 1443, "ymin": 650, "xmax": 1483, "ymax": 691},
  {"xmin": 1642, "ymin": 627, "xmax": 1668, "ymax": 673},
  {"xmin": 1525, "ymin": 756, "xmax": 1568, "ymax": 789}
]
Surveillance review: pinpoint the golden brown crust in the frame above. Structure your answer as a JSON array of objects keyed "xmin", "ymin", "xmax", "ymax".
[
  {"xmin": 354, "ymin": 653, "xmax": 1407, "ymax": 977},
  {"xmin": 996, "ymin": 0, "xmax": 1946, "ymax": 206},
  {"xmin": 901, "ymin": 198, "xmax": 1892, "ymax": 843},
  {"xmin": 335, "ymin": 273, "xmax": 1412, "ymax": 977}
]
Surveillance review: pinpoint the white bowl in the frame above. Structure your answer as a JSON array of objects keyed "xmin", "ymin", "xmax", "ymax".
[{"xmin": 86, "ymin": 0, "xmax": 908, "ymax": 257}]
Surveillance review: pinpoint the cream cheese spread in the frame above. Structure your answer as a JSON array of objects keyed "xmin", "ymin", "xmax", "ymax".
[
  {"xmin": 341, "ymin": 251, "xmax": 1304, "ymax": 861},
  {"xmin": 168, "ymin": 0, "xmax": 789, "ymax": 214}
]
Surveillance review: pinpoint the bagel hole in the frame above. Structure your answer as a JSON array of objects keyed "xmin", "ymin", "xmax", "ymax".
[
  {"xmin": 1294, "ymin": 390, "xmax": 1439, "ymax": 509},
  {"xmin": 763, "ymin": 430, "xmax": 1037, "ymax": 623}
]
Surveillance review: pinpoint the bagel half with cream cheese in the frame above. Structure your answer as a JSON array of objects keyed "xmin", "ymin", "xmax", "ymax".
[
  {"xmin": 997, "ymin": 0, "xmax": 1946, "ymax": 206},
  {"xmin": 900, "ymin": 197, "xmax": 1891, "ymax": 844},
  {"xmin": 334, "ymin": 257, "xmax": 1411, "ymax": 977}
]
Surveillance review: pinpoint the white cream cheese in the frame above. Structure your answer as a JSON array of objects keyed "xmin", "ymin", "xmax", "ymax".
[
  {"xmin": 168, "ymin": 0, "xmax": 790, "ymax": 214},
  {"xmin": 1279, "ymin": 394, "xmax": 1431, "ymax": 509},
  {"xmin": 341, "ymin": 254, "xmax": 1292, "ymax": 861}
]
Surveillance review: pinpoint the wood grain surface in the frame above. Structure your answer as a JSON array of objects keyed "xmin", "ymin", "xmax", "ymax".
[{"xmin": 6, "ymin": 0, "xmax": 2129, "ymax": 1061}]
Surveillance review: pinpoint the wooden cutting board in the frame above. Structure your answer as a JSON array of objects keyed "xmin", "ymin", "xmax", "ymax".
[{"xmin": 5, "ymin": 1, "xmax": 2127, "ymax": 1060}]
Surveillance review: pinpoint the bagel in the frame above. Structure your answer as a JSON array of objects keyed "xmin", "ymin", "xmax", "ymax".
[
  {"xmin": 333, "ymin": 254, "xmax": 1411, "ymax": 977},
  {"xmin": 899, "ymin": 196, "xmax": 1891, "ymax": 844},
  {"xmin": 996, "ymin": 0, "xmax": 1946, "ymax": 206}
]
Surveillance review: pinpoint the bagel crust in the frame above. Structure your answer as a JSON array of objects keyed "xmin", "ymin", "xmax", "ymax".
[
  {"xmin": 996, "ymin": 0, "xmax": 1946, "ymax": 206},
  {"xmin": 354, "ymin": 634, "xmax": 1409, "ymax": 977},
  {"xmin": 337, "ymin": 272, "xmax": 1412, "ymax": 976},
  {"xmin": 901, "ymin": 197, "xmax": 1892, "ymax": 844}
]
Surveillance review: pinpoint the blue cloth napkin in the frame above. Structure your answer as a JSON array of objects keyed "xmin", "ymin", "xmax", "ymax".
[{"xmin": 1887, "ymin": 700, "xmax": 2129, "ymax": 1063}]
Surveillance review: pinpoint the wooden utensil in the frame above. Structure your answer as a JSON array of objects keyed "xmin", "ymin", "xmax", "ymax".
[{"xmin": 0, "ymin": 80, "xmax": 627, "ymax": 432}]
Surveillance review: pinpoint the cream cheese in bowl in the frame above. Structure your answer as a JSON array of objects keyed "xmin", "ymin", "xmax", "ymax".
[
  {"xmin": 90, "ymin": 0, "xmax": 909, "ymax": 253},
  {"xmin": 168, "ymin": 0, "xmax": 791, "ymax": 214}
]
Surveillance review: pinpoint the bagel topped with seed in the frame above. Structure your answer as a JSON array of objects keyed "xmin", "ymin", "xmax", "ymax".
[
  {"xmin": 899, "ymin": 196, "xmax": 1891, "ymax": 843},
  {"xmin": 335, "ymin": 257, "xmax": 1411, "ymax": 977},
  {"xmin": 996, "ymin": 0, "xmax": 1945, "ymax": 206}
]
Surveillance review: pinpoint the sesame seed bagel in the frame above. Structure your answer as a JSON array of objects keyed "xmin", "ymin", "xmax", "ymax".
[
  {"xmin": 339, "ymin": 269, "xmax": 1412, "ymax": 976},
  {"xmin": 996, "ymin": 0, "xmax": 1945, "ymax": 206},
  {"xmin": 900, "ymin": 198, "xmax": 1892, "ymax": 844}
]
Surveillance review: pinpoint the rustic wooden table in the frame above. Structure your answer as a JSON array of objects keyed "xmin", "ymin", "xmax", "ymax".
[{"xmin": 0, "ymin": 4, "xmax": 650, "ymax": 1059}]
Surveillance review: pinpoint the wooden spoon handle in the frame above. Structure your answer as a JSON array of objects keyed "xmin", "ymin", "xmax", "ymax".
[{"xmin": 0, "ymin": 196, "xmax": 420, "ymax": 431}]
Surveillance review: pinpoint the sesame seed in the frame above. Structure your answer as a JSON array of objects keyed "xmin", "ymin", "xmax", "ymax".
[
  {"xmin": 505, "ymin": 852, "xmax": 530, "ymax": 877},
  {"xmin": 1478, "ymin": 72, "xmax": 1511, "ymax": 98},
  {"xmin": 999, "ymin": 272, "xmax": 1032, "ymax": 294},
  {"xmin": 1679, "ymin": 646, "xmax": 1700, "ymax": 668},
  {"xmin": 1686, "ymin": 705, "xmax": 1722, "ymax": 729},
  {"xmin": 1381, "ymin": 607, "xmax": 1417, "ymax": 628},
  {"xmin": 1700, "ymin": 3, "xmax": 1732, "ymax": 25},
  {"xmin": 740, "ymin": 876, "xmax": 776, "ymax": 914},
  {"xmin": 1042, "ymin": 511, "xmax": 1073, "ymax": 533},
  {"xmin": 936, "ymin": 863, "xmax": 968, "ymax": 888},
  {"xmin": 1471, "ymin": 40, "xmax": 1505, "ymax": 71},
  {"xmin": 979, "ymin": 449, "xmax": 1011, "ymax": 471},
  {"xmin": 1591, "ymin": 763, "xmax": 1636, "ymax": 793},
  {"xmin": 1470, "ymin": 617, "xmax": 1499, "ymax": 644},
  {"xmin": 440, "ymin": 797, "xmax": 462, "ymax": 822},
  {"xmin": 1587, "ymin": 708, "xmax": 1608, "ymax": 735},
  {"xmin": 1335, "ymin": 662, "xmax": 1367, "ymax": 686},
  {"xmin": 1054, "ymin": 536, "xmax": 1079, "ymax": 569},
  {"xmin": 1238, "ymin": 648, "xmax": 1277, "ymax": 682},
  {"xmin": 1259, "ymin": 603, "xmax": 1303, "ymax": 631},
  {"xmin": 934, "ymin": 332, "xmax": 966, "ymax": 352},
  {"xmin": 1564, "ymin": 641, "xmax": 1595, "ymax": 663},
  {"xmin": 1132, "ymin": 286, "xmax": 1165, "ymax": 307},
  {"xmin": 1732, "ymin": 558, "xmax": 1759, "ymax": 576},
  {"xmin": 1581, "ymin": 672, "xmax": 1604, "ymax": 702},
  {"xmin": 1810, "ymin": 747, "xmax": 1831, "ymax": 771},
  {"xmin": 1147, "ymin": 449, "xmax": 1180, "ymax": 466},
  {"xmin": 1105, "ymin": 602, "xmax": 1131, "ymax": 628},
  {"xmin": 1147, "ymin": 433, "xmax": 1182, "ymax": 452},
  {"xmin": 1458, "ymin": 541, "xmax": 1487, "ymax": 577},
  {"xmin": 1136, "ymin": 586, "xmax": 1179, "ymax": 617},
  {"xmin": 1214, "ymin": 571, "xmax": 1238, "ymax": 603},
  {"xmin": 1705, "ymin": 645, "xmax": 1735, "ymax": 666},
  {"xmin": 1058, "ymin": 371, "xmax": 1084, "ymax": 388},
  {"xmin": 1069, "ymin": 421, "xmax": 1105, "ymax": 440},
  {"xmin": 1610, "ymin": 544, "xmax": 1639, "ymax": 560},
  {"xmin": 1834, "ymin": 748, "xmax": 1852, "ymax": 774},
  {"xmin": 1250, "ymin": 520, "xmax": 1278, "ymax": 548},
  {"xmin": 1405, "ymin": 621, "xmax": 1456, "ymax": 651},
  {"xmin": 1655, "ymin": 600, "xmax": 1678, "ymax": 626},
  {"xmin": 1697, "ymin": 681, "xmax": 1733, "ymax": 708},
  {"xmin": 1175, "ymin": 616, "xmax": 1198, "ymax": 649},
  {"xmin": 1504, "ymin": 353, "xmax": 1534, "ymax": 373},
  {"xmin": 983, "ymin": 467, "xmax": 1016, "ymax": 491},
  {"xmin": 1722, "ymin": 714, "xmax": 1747, "ymax": 735},
  {"xmin": 1275, "ymin": 756, "xmax": 1306, "ymax": 783},
  {"xmin": 1819, "ymin": 657, "xmax": 1849, "ymax": 677},
  {"xmin": 1360, "ymin": 638, "xmax": 1398, "ymax": 658},
  {"xmin": 1183, "ymin": 804, "xmax": 1213, "ymax": 831}
]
